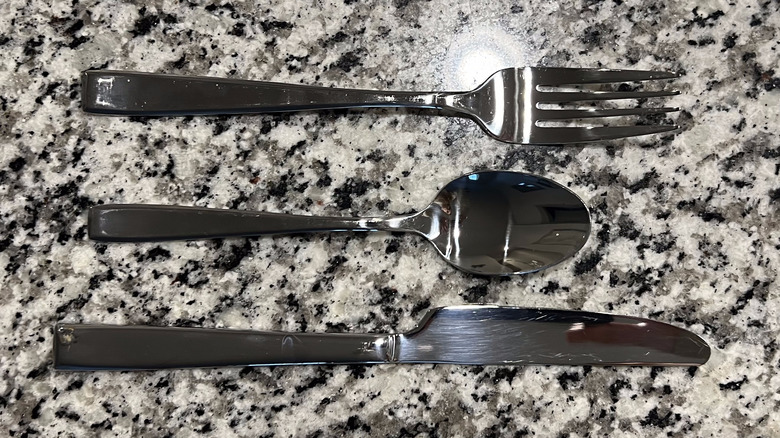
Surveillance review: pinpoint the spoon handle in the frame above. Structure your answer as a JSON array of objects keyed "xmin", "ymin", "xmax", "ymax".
[{"xmin": 88, "ymin": 205, "xmax": 392, "ymax": 242}]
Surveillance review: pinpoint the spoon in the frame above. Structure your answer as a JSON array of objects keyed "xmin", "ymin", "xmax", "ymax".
[{"xmin": 88, "ymin": 171, "xmax": 591, "ymax": 276}]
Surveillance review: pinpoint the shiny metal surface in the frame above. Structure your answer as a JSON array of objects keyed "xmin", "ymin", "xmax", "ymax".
[
  {"xmin": 54, "ymin": 325, "xmax": 388, "ymax": 370},
  {"xmin": 82, "ymin": 68, "xmax": 680, "ymax": 144},
  {"xmin": 54, "ymin": 306, "xmax": 710, "ymax": 371},
  {"xmin": 397, "ymin": 306, "xmax": 710, "ymax": 366},
  {"xmin": 88, "ymin": 171, "xmax": 590, "ymax": 276}
]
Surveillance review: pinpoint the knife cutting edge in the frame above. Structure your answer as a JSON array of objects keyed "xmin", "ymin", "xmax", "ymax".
[{"xmin": 53, "ymin": 305, "xmax": 710, "ymax": 370}]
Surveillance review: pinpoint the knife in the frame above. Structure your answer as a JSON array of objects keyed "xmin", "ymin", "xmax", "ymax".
[{"xmin": 53, "ymin": 305, "xmax": 710, "ymax": 370}]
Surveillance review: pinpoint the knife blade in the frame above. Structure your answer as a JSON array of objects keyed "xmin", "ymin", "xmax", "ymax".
[{"xmin": 53, "ymin": 305, "xmax": 710, "ymax": 370}]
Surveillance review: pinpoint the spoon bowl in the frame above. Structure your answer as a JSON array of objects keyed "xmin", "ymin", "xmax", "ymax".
[
  {"xmin": 89, "ymin": 171, "xmax": 590, "ymax": 276},
  {"xmin": 414, "ymin": 171, "xmax": 590, "ymax": 275}
]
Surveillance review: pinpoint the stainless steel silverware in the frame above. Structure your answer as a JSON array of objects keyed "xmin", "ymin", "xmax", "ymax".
[
  {"xmin": 88, "ymin": 171, "xmax": 590, "ymax": 276},
  {"xmin": 53, "ymin": 305, "xmax": 710, "ymax": 370},
  {"xmin": 82, "ymin": 67, "xmax": 680, "ymax": 144}
]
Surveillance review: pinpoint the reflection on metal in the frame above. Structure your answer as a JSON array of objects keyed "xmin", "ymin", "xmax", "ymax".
[
  {"xmin": 397, "ymin": 306, "xmax": 711, "ymax": 366},
  {"xmin": 422, "ymin": 171, "xmax": 590, "ymax": 275},
  {"xmin": 94, "ymin": 76, "xmax": 115, "ymax": 106},
  {"xmin": 522, "ymin": 66, "xmax": 534, "ymax": 143}
]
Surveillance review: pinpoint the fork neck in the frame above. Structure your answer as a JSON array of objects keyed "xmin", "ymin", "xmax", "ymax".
[{"xmin": 437, "ymin": 91, "xmax": 489, "ymax": 118}]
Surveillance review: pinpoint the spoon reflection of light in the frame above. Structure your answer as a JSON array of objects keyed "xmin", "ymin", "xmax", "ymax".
[{"xmin": 442, "ymin": 25, "xmax": 533, "ymax": 89}]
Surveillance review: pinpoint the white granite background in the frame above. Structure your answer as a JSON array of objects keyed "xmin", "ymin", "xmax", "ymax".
[{"xmin": 1, "ymin": 0, "xmax": 779, "ymax": 436}]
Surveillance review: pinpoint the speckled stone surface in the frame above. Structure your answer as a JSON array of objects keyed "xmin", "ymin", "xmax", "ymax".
[{"xmin": 1, "ymin": 0, "xmax": 779, "ymax": 436}]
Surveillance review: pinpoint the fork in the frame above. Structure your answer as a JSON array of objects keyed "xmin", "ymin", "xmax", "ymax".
[{"xmin": 82, "ymin": 67, "xmax": 680, "ymax": 144}]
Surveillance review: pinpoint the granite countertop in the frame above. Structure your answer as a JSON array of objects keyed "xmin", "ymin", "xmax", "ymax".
[{"xmin": 1, "ymin": 0, "xmax": 778, "ymax": 436}]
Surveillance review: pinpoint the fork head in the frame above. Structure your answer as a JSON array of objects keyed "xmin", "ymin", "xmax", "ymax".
[{"xmin": 450, "ymin": 67, "xmax": 681, "ymax": 144}]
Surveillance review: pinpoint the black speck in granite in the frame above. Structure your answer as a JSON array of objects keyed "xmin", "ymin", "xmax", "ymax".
[
  {"xmin": 769, "ymin": 187, "xmax": 780, "ymax": 202},
  {"xmin": 719, "ymin": 376, "xmax": 748, "ymax": 391},
  {"xmin": 460, "ymin": 283, "xmax": 489, "ymax": 303},
  {"xmin": 228, "ymin": 22, "xmax": 246, "ymax": 37},
  {"xmin": 325, "ymin": 31, "xmax": 350, "ymax": 45},
  {"xmin": 557, "ymin": 371, "xmax": 581, "ymax": 390},
  {"xmin": 385, "ymin": 238, "xmax": 400, "ymax": 253},
  {"xmin": 215, "ymin": 241, "xmax": 253, "ymax": 271},
  {"xmin": 9, "ymin": 157, "xmax": 26, "ymax": 171},
  {"xmin": 573, "ymin": 251, "xmax": 603, "ymax": 276},
  {"xmin": 171, "ymin": 54, "xmax": 188, "ymax": 70},
  {"xmin": 333, "ymin": 50, "xmax": 365, "ymax": 73},
  {"xmin": 640, "ymin": 407, "xmax": 681, "ymax": 429},
  {"xmin": 332, "ymin": 178, "xmax": 380, "ymax": 210},
  {"xmin": 580, "ymin": 25, "xmax": 606, "ymax": 48},
  {"xmin": 131, "ymin": 7, "xmax": 160, "ymax": 37},
  {"xmin": 409, "ymin": 298, "xmax": 430, "ymax": 317},
  {"xmin": 285, "ymin": 140, "xmax": 307, "ymax": 158},
  {"xmin": 260, "ymin": 20, "xmax": 294, "ymax": 32},
  {"xmin": 23, "ymin": 36, "xmax": 45, "ymax": 56}
]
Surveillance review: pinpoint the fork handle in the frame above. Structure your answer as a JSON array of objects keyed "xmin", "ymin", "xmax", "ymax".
[
  {"xmin": 88, "ymin": 204, "xmax": 407, "ymax": 242},
  {"xmin": 82, "ymin": 70, "xmax": 449, "ymax": 116}
]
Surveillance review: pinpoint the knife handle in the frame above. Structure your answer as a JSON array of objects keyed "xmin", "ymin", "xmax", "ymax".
[{"xmin": 54, "ymin": 324, "xmax": 390, "ymax": 370}]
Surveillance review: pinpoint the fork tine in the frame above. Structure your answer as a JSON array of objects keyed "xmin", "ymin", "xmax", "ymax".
[
  {"xmin": 536, "ymin": 68, "xmax": 681, "ymax": 85},
  {"xmin": 536, "ymin": 107, "xmax": 679, "ymax": 120},
  {"xmin": 530, "ymin": 125, "xmax": 679, "ymax": 143},
  {"xmin": 539, "ymin": 90, "xmax": 679, "ymax": 103}
]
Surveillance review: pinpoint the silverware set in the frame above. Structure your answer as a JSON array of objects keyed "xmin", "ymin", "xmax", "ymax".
[{"xmin": 55, "ymin": 66, "xmax": 711, "ymax": 371}]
